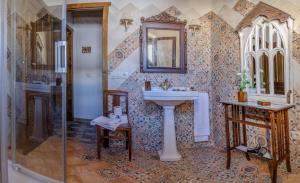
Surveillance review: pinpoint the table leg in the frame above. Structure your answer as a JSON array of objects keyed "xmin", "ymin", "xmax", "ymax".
[
  {"xmin": 242, "ymin": 107, "xmax": 250, "ymax": 161},
  {"xmin": 96, "ymin": 126, "xmax": 102, "ymax": 159},
  {"xmin": 272, "ymin": 162, "xmax": 278, "ymax": 183},
  {"xmin": 233, "ymin": 105, "xmax": 240, "ymax": 147},
  {"xmin": 236, "ymin": 106, "xmax": 241, "ymax": 145},
  {"xmin": 103, "ymin": 129, "xmax": 109, "ymax": 148},
  {"xmin": 225, "ymin": 105, "xmax": 231, "ymax": 169},
  {"xmin": 284, "ymin": 110, "xmax": 292, "ymax": 172},
  {"xmin": 232, "ymin": 105, "xmax": 237, "ymax": 147},
  {"xmin": 270, "ymin": 111, "xmax": 277, "ymax": 183},
  {"xmin": 128, "ymin": 129, "xmax": 132, "ymax": 161}
]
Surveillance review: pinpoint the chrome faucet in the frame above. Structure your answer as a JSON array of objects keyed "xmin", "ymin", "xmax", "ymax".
[{"xmin": 159, "ymin": 79, "xmax": 172, "ymax": 91}]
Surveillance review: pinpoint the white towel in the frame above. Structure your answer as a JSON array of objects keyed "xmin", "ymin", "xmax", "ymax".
[
  {"xmin": 90, "ymin": 116, "xmax": 127, "ymax": 131},
  {"xmin": 113, "ymin": 106, "xmax": 122, "ymax": 116},
  {"xmin": 194, "ymin": 93, "xmax": 210, "ymax": 142}
]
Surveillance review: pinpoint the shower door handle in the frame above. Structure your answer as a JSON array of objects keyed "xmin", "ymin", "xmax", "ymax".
[{"xmin": 55, "ymin": 41, "xmax": 67, "ymax": 73}]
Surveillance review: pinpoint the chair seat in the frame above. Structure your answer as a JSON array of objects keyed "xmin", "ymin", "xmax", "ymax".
[
  {"xmin": 117, "ymin": 123, "xmax": 131, "ymax": 129},
  {"xmin": 97, "ymin": 123, "xmax": 131, "ymax": 130}
]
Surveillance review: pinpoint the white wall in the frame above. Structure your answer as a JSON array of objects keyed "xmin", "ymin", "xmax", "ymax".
[{"xmin": 70, "ymin": 11, "xmax": 103, "ymax": 120}]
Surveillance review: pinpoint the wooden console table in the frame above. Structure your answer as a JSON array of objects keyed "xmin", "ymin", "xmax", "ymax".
[{"xmin": 221, "ymin": 101, "xmax": 294, "ymax": 183}]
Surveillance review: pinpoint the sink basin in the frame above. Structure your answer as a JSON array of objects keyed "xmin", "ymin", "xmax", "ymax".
[
  {"xmin": 143, "ymin": 87, "xmax": 200, "ymax": 161},
  {"xmin": 26, "ymin": 83, "xmax": 51, "ymax": 93},
  {"xmin": 143, "ymin": 87, "xmax": 199, "ymax": 106}
]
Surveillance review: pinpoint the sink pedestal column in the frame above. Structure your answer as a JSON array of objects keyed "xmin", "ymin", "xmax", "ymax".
[{"xmin": 158, "ymin": 106, "xmax": 182, "ymax": 161}]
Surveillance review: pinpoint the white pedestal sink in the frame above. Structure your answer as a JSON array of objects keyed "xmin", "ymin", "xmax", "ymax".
[{"xmin": 143, "ymin": 87, "xmax": 200, "ymax": 161}]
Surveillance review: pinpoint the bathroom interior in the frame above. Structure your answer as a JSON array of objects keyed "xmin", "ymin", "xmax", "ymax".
[{"xmin": 1, "ymin": 0, "xmax": 300, "ymax": 183}]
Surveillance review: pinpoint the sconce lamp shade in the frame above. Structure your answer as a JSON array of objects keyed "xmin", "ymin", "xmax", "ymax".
[
  {"xmin": 188, "ymin": 19, "xmax": 201, "ymax": 35},
  {"xmin": 120, "ymin": 12, "xmax": 133, "ymax": 32}
]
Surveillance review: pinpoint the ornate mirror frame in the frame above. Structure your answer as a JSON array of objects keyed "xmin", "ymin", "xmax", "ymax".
[{"xmin": 140, "ymin": 12, "xmax": 187, "ymax": 73}]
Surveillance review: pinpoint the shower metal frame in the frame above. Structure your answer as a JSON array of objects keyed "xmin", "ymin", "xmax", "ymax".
[{"xmin": 0, "ymin": 0, "xmax": 9, "ymax": 182}]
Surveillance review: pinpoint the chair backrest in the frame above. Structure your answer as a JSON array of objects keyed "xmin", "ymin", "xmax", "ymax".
[{"xmin": 103, "ymin": 90, "xmax": 129, "ymax": 117}]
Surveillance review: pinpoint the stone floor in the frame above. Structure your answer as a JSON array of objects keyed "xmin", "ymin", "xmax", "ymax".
[
  {"xmin": 66, "ymin": 121, "xmax": 300, "ymax": 183},
  {"xmin": 67, "ymin": 139, "xmax": 300, "ymax": 183},
  {"xmin": 14, "ymin": 121, "xmax": 300, "ymax": 182}
]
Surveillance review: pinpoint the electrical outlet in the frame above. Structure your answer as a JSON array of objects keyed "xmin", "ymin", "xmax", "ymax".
[{"xmin": 291, "ymin": 131, "xmax": 300, "ymax": 140}]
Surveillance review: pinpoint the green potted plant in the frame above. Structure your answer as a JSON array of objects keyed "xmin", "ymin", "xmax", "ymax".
[
  {"xmin": 251, "ymin": 76, "xmax": 266, "ymax": 94},
  {"xmin": 237, "ymin": 70, "xmax": 250, "ymax": 102}
]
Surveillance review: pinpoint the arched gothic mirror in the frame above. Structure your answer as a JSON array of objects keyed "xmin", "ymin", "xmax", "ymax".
[
  {"xmin": 239, "ymin": 15, "xmax": 292, "ymax": 98},
  {"xmin": 238, "ymin": 2, "xmax": 294, "ymax": 102}
]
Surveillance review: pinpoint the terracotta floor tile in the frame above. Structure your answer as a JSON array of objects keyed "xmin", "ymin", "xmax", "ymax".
[
  {"xmin": 86, "ymin": 161, "xmax": 112, "ymax": 171},
  {"xmin": 67, "ymin": 156, "xmax": 89, "ymax": 166},
  {"xmin": 67, "ymin": 175, "xmax": 82, "ymax": 183},
  {"xmin": 108, "ymin": 176, "xmax": 138, "ymax": 183},
  {"xmin": 78, "ymin": 171, "xmax": 108, "ymax": 183},
  {"xmin": 13, "ymin": 134, "xmax": 300, "ymax": 183}
]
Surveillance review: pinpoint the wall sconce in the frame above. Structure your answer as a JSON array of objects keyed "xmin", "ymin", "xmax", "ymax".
[
  {"xmin": 188, "ymin": 19, "xmax": 201, "ymax": 36},
  {"xmin": 120, "ymin": 13, "xmax": 133, "ymax": 32}
]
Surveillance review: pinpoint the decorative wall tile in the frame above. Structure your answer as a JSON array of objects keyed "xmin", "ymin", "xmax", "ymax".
[
  {"xmin": 293, "ymin": 31, "xmax": 300, "ymax": 64},
  {"xmin": 108, "ymin": 29, "xmax": 140, "ymax": 72},
  {"xmin": 233, "ymin": 0, "xmax": 255, "ymax": 16},
  {"xmin": 210, "ymin": 12, "xmax": 241, "ymax": 146}
]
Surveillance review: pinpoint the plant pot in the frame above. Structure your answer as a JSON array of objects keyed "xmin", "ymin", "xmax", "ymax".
[{"xmin": 238, "ymin": 91, "xmax": 248, "ymax": 102}]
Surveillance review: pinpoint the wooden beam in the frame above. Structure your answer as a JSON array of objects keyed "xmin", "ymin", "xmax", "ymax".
[
  {"xmin": 67, "ymin": 2, "xmax": 111, "ymax": 11},
  {"xmin": 227, "ymin": 117, "xmax": 271, "ymax": 129},
  {"xmin": 102, "ymin": 6, "xmax": 109, "ymax": 91}
]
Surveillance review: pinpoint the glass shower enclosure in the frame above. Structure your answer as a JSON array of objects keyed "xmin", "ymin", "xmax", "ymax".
[{"xmin": 1, "ymin": 0, "xmax": 67, "ymax": 182}]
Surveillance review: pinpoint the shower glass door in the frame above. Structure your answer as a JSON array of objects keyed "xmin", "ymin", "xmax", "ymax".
[{"xmin": 5, "ymin": 0, "xmax": 67, "ymax": 182}]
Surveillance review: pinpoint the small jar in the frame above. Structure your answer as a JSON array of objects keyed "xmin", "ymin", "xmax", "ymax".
[{"xmin": 145, "ymin": 81, "xmax": 151, "ymax": 91}]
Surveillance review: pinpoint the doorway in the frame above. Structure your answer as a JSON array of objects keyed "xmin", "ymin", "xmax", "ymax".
[
  {"xmin": 67, "ymin": 3, "xmax": 110, "ymax": 122},
  {"xmin": 67, "ymin": 10, "xmax": 104, "ymax": 121}
]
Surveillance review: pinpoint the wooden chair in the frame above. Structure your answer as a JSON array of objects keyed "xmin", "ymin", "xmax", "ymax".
[{"xmin": 96, "ymin": 90, "xmax": 132, "ymax": 161}]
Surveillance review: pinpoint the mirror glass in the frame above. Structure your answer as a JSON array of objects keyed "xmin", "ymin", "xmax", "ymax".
[
  {"xmin": 258, "ymin": 26, "xmax": 262, "ymax": 49},
  {"xmin": 251, "ymin": 33, "xmax": 255, "ymax": 51},
  {"xmin": 34, "ymin": 31, "xmax": 49, "ymax": 66},
  {"xmin": 273, "ymin": 32, "xmax": 277, "ymax": 48},
  {"xmin": 248, "ymin": 55, "xmax": 256, "ymax": 94},
  {"xmin": 260, "ymin": 53, "xmax": 270, "ymax": 94},
  {"xmin": 274, "ymin": 51, "xmax": 285, "ymax": 95},
  {"xmin": 147, "ymin": 29, "xmax": 180, "ymax": 68},
  {"xmin": 31, "ymin": 14, "xmax": 61, "ymax": 70},
  {"xmin": 265, "ymin": 25, "xmax": 269, "ymax": 49}
]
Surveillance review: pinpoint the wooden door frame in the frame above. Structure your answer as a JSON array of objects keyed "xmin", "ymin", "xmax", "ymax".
[
  {"xmin": 67, "ymin": 2, "xmax": 111, "ymax": 120},
  {"xmin": 66, "ymin": 27, "xmax": 73, "ymax": 121}
]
